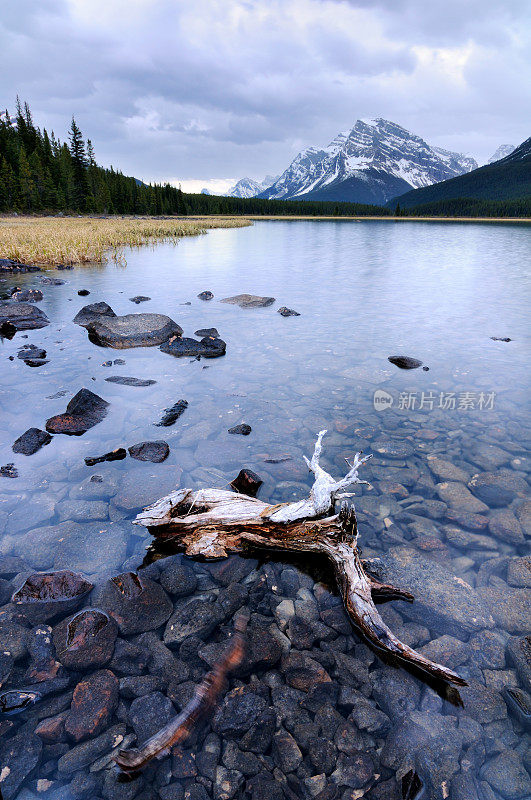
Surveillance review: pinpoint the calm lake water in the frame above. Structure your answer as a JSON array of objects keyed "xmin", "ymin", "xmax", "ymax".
[{"xmin": 0, "ymin": 220, "xmax": 530, "ymax": 800}]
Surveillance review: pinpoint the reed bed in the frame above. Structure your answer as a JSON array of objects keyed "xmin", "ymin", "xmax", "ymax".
[{"xmin": 0, "ymin": 216, "xmax": 251, "ymax": 266}]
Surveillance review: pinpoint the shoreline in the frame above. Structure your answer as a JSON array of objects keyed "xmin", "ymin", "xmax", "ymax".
[{"xmin": 186, "ymin": 214, "xmax": 531, "ymax": 223}]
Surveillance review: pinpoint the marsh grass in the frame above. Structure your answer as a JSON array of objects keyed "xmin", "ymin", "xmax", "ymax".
[{"xmin": 0, "ymin": 216, "xmax": 251, "ymax": 266}]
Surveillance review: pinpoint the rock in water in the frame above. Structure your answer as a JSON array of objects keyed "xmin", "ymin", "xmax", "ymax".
[
  {"xmin": 0, "ymin": 731, "xmax": 42, "ymax": 798},
  {"xmin": 388, "ymin": 355, "xmax": 423, "ymax": 369},
  {"xmin": 40, "ymin": 276, "xmax": 64, "ymax": 285},
  {"xmin": 46, "ymin": 388, "xmax": 109, "ymax": 435},
  {"xmin": 0, "ymin": 463, "xmax": 18, "ymax": 478},
  {"xmin": 198, "ymin": 290, "xmax": 214, "ymax": 300},
  {"xmin": 64, "ymin": 669, "xmax": 119, "ymax": 742},
  {"xmin": 155, "ymin": 399, "xmax": 188, "ymax": 427},
  {"xmin": 53, "ymin": 609, "xmax": 118, "ymax": 669},
  {"xmin": 128, "ymin": 441, "xmax": 170, "ymax": 463},
  {"xmin": 228, "ymin": 424, "xmax": 252, "ymax": 435},
  {"xmin": 11, "ymin": 288, "xmax": 44, "ymax": 302},
  {"xmin": 129, "ymin": 295, "xmax": 151, "ymax": 304},
  {"xmin": 12, "ymin": 427, "xmax": 52, "ymax": 455},
  {"xmin": 160, "ymin": 335, "xmax": 226, "ymax": 358},
  {"xmin": 17, "ymin": 343, "xmax": 48, "ymax": 366},
  {"xmin": 491, "ymin": 336, "xmax": 512, "ymax": 342},
  {"xmin": 221, "ymin": 294, "xmax": 275, "ymax": 308},
  {"xmin": 104, "ymin": 376, "xmax": 156, "ymax": 387},
  {"xmin": 230, "ymin": 468, "xmax": 263, "ymax": 497},
  {"xmin": 0, "ymin": 301, "xmax": 50, "ymax": 330},
  {"xmin": 86, "ymin": 313, "xmax": 183, "ymax": 348},
  {"xmin": 92, "ymin": 572, "xmax": 173, "ymax": 635},
  {"xmin": 0, "ymin": 258, "xmax": 41, "ymax": 274},
  {"xmin": 277, "ymin": 307, "xmax": 300, "ymax": 317},
  {"xmin": 77, "ymin": 289, "xmax": 90, "ymax": 296},
  {"xmin": 195, "ymin": 327, "xmax": 219, "ymax": 338},
  {"xmin": 11, "ymin": 570, "xmax": 94, "ymax": 624},
  {"xmin": 84, "ymin": 448, "xmax": 127, "ymax": 466},
  {"xmin": 73, "ymin": 301, "xmax": 116, "ymax": 328}
]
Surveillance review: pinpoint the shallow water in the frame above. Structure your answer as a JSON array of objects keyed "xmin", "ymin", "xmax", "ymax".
[{"xmin": 0, "ymin": 220, "xmax": 530, "ymax": 800}]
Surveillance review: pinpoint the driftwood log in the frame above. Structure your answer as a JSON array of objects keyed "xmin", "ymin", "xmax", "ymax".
[
  {"xmin": 114, "ymin": 610, "xmax": 249, "ymax": 773},
  {"xmin": 134, "ymin": 430, "xmax": 466, "ymax": 687}
]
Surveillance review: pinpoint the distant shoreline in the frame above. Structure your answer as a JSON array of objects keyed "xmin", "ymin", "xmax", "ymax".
[{"xmin": 186, "ymin": 215, "xmax": 531, "ymax": 223}]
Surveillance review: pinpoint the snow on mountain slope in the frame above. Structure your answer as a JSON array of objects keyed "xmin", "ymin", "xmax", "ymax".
[
  {"xmin": 258, "ymin": 119, "xmax": 478, "ymax": 205},
  {"xmin": 226, "ymin": 174, "xmax": 279, "ymax": 198},
  {"xmin": 487, "ymin": 144, "xmax": 516, "ymax": 164}
]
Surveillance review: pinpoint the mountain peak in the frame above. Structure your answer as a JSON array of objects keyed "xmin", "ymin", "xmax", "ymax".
[{"xmin": 487, "ymin": 144, "xmax": 516, "ymax": 164}]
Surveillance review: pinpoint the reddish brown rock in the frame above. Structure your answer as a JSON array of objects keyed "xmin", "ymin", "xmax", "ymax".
[
  {"xmin": 35, "ymin": 711, "xmax": 69, "ymax": 743},
  {"xmin": 45, "ymin": 388, "xmax": 109, "ymax": 436},
  {"xmin": 92, "ymin": 571, "xmax": 173, "ymax": 635},
  {"xmin": 65, "ymin": 669, "xmax": 119, "ymax": 742},
  {"xmin": 53, "ymin": 608, "xmax": 118, "ymax": 670},
  {"xmin": 11, "ymin": 570, "xmax": 94, "ymax": 624}
]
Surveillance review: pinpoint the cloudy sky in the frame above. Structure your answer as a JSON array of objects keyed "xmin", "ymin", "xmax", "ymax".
[{"xmin": 2, "ymin": 0, "xmax": 530, "ymax": 192}]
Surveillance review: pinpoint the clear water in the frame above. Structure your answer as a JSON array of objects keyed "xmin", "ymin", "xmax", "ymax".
[{"xmin": 0, "ymin": 220, "xmax": 530, "ymax": 799}]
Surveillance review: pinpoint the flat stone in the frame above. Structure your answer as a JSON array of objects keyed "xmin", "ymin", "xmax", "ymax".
[
  {"xmin": 443, "ymin": 525, "xmax": 497, "ymax": 550},
  {"xmin": 488, "ymin": 509, "xmax": 525, "ymax": 544},
  {"xmin": 418, "ymin": 635, "xmax": 470, "ymax": 669},
  {"xmin": 12, "ymin": 427, "xmax": 52, "ymax": 455},
  {"xmin": 469, "ymin": 472, "xmax": 528, "ymax": 507},
  {"xmin": 436, "ymin": 481, "xmax": 489, "ymax": 513},
  {"xmin": 476, "ymin": 585, "xmax": 531, "ymax": 633},
  {"xmin": 468, "ymin": 630, "xmax": 508, "ymax": 669},
  {"xmin": 11, "ymin": 570, "xmax": 94, "ymax": 624},
  {"xmin": 277, "ymin": 307, "xmax": 300, "ymax": 317},
  {"xmin": 56, "ymin": 723, "xmax": 126, "ymax": 775},
  {"xmin": 388, "ymin": 355, "xmax": 423, "ymax": 369},
  {"xmin": 65, "ymin": 669, "xmax": 119, "ymax": 742},
  {"xmin": 376, "ymin": 546, "xmax": 494, "ymax": 637},
  {"xmin": 445, "ymin": 508, "xmax": 488, "ymax": 531},
  {"xmin": 93, "ymin": 572, "xmax": 173, "ymax": 635},
  {"xmin": 129, "ymin": 295, "xmax": 150, "ymax": 303},
  {"xmin": 45, "ymin": 388, "xmax": 109, "ymax": 436},
  {"xmin": 17, "ymin": 344, "xmax": 47, "ymax": 367},
  {"xmin": 0, "ymin": 731, "xmax": 42, "ymax": 799},
  {"xmin": 155, "ymin": 399, "xmax": 188, "ymax": 427},
  {"xmin": 228, "ymin": 424, "xmax": 252, "ymax": 435},
  {"xmin": 160, "ymin": 334, "xmax": 226, "ymax": 358},
  {"xmin": 372, "ymin": 438, "xmax": 414, "ymax": 459},
  {"xmin": 128, "ymin": 440, "xmax": 170, "ymax": 462},
  {"xmin": 469, "ymin": 442, "xmax": 511, "ymax": 470},
  {"xmin": 220, "ymin": 294, "xmax": 275, "ymax": 308},
  {"xmin": 0, "ymin": 300, "xmax": 49, "ymax": 330},
  {"xmin": 73, "ymin": 301, "xmax": 116, "ymax": 328},
  {"xmin": 481, "ymin": 750, "xmax": 531, "ymax": 800},
  {"xmin": 53, "ymin": 608, "xmax": 118, "ymax": 669},
  {"xmin": 87, "ymin": 312, "xmax": 183, "ymax": 348},
  {"xmin": 113, "ymin": 466, "xmax": 182, "ymax": 510},
  {"xmin": 56, "ymin": 499, "xmax": 108, "ymax": 522},
  {"xmin": 427, "ymin": 456, "xmax": 469, "ymax": 483},
  {"xmin": 105, "ymin": 376, "xmax": 156, "ymax": 386},
  {"xmin": 11, "ymin": 288, "xmax": 43, "ymax": 302}
]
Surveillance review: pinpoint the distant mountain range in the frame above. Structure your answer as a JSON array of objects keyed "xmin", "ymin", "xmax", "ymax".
[
  {"xmin": 487, "ymin": 144, "xmax": 516, "ymax": 164},
  {"xmin": 224, "ymin": 119, "xmax": 480, "ymax": 205},
  {"xmin": 390, "ymin": 137, "xmax": 531, "ymax": 210}
]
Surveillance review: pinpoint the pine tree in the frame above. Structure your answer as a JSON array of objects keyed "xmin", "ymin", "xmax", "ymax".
[
  {"xmin": 68, "ymin": 116, "xmax": 87, "ymax": 209},
  {"xmin": 17, "ymin": 146, "xmax": 37, "ymax": 209}
]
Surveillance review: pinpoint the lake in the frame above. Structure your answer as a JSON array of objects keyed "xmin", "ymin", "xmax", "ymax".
[{"xmin": 0, "ymin": 219, "xmax": 530, "ymax": 800}]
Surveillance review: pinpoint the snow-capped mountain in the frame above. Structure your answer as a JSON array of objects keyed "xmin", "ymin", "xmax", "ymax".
[
  {"xmin": 258, "ymin": 119, "xmax": 478, "ymax": 206},
  {"xmin": 226, "ymin": 175, "xmax": 279, "ymax": 198},
  {"xmin": 487, "ymin": 144, "xmax": 516, "ymax": 164}
]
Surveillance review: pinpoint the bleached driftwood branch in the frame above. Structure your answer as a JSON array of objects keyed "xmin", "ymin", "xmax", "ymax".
[{"xmin": 134, "ymin": 431, "xmax": 466, "ymax": 687}]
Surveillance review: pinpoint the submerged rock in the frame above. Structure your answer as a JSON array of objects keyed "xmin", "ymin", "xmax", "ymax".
[
  {"xmin": 84, "ymin": 447, "xmax": 127, "ymax": 467},
  {"xmin": 12, "ymin": 427, "xmax": 52, "ymax": 455},
  {"xmin": 468, "ymin": 471, "xmax": 528, "ymax": 507},
  {"xmin": 160, "ymin": 334, "xmax": 226, "ymax": 358},
  {"xmin": 11, "ymin": 287, "xmax": 43, "ymax": 302},
  {"xmin": 46, "ymin": 388, "xmax": 109, "ymax": 435},
  {"xmin": 230, "ymin": 468, "xmax": 263, "ymax": 497},
  {"xmin": 128, "ymin": 440, "xmax": 170, "ymax": 463},
  {"xmin": 40, "ymin": 276, "xmax": 64, "ymax": 285},
  {"xmin": 0, "ymin": 463, "xmax": 18, "ymax": 478},
  {"xmin": 93, "ymin": 572, "xmax": 173, "ymax": 635},
  {"xmin": 388, "ymin": 355, "xmax": 423, "ymax": 369},
  {"xmin": 155, "ymin": 399, "xmax": 188, "ymax": 427},
  {"xmin": 0, "ymin": 300, "xmax": 49, "ymax": 330},
  {"xmin": 0, "ymin": 731, "xmax": 42, "ymax": 798},
  {"xmin": 54, "ymin": 609, "xmax": 118, "ymax": 670},
  {"xmin": 490, "ymin": 336, "xmax": 512, "ymax": 342},
  {"xmin": 17, "ymin": 343, "xmax": 48, "ymax": 366},
  {"xmin": 277, "ymin": 306, "xmax": 300, "ymax": 317},
  {"xmin": 198, "ymin": 290, "xmax": 214, "ymax": 300},
  {"xmin": 73, "ymin": 301, "xmax": 116, "ymax": 328},
  {"xmin": 228, "ymin": 423, "xmax": 252, "ymax": 435},
  {"xmin": 87, "ymin": 312, "xmax": 183, "ymax": 348},
  {"xmin": 12, "ymin": 570, "xmax": 94, "ymax": 624},
  {"xmin": 221, "ymin": 294, "xmax": 275, "ymax": 308},
  {"xmin": 129, "ymin": 295, "xmax": 151, "ymax": 304},
  {"xmin": 65, "ymin": 669, "xmax": 119, "ymax": 742},
  {"xmin": 104, "ymin": 375, "xmax": 156, "ymax": 387}
]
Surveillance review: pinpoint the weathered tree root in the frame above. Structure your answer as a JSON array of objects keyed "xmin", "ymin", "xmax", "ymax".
[
  {"xmin": 134, "ymin": 431, "xmax": 467, "ymax": 687},
  {"xmin": 113, "ymin": 610, "xmax": 249, "ymax": 773}
]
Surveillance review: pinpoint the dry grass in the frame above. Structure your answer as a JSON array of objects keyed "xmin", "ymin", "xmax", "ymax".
[{"xmin": 0, "ymin": 216, "xmax": 251, "ymax": 266}]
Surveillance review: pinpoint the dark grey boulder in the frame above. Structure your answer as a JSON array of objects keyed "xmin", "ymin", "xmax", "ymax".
[
  {"xmin": 388, "ymin": 355, "xmax": 423, "ymax": 369},
  {"xmin": 104, "ymin": 376, "xmax": 156, "ymax": 387},
  {"xmin": 12, "ymin": 427, "xmax": 52, "ymax": 455},
  {"xmin": 40, "ymin": 276, "xmax": 64, "ymax": 285},
  {"xmin": 0, "ymin": 258, "xmax": 40, "ymax": 273},
  {"xmin": 46, "ymin": 388, "xmax": 109, "ymax": 435},
  {"xmin": 77, "ymin": 289, "xmax": 90, "ymax": 296},
  {"xmin": 87, "ymin": 312, "xmax": 183, "ymax": 348},
  {"xmin": 128, "ymin": 440, "xmax": 170, "ymax": 463},
  {"xmin": 198, "ymin": 290, "xmax": 214, "ymax": 300},
  {"xmin": 73, "ymin": 301, "xmax": 116, "ymax": 328},
  {"xmin": 228, "ymin": 424, "xmax": 252, "ymax": 435},
  {"xmin": 468, "ymin": 471, "xmax": 528, "ymax": 507},
  {"xmin": 155, "ymin": 399, "xmax": 188, "ymax": 427},
  {"xmin": 17, "ymin": 343, "xmax": 48, "ymax": 366},
  {"xmin": 11, "ymin": 287, "xmax": 43, "ymax": 302},
  {"xmin": 0, "ymin": 301, "xmax": 49, "ymax": 330},
  {"xmin": 129, "ymin": 295, "xmax": 151, "ymax": 304},
  {"xmin": 84, "ymin": 447, "xmax": 127, "ymax": 467},
  {"xmin": 0, "ymin": 463, "xmax": 18, "ymax": 478},
  {"xmin": 230, "ymin": 468, "xmax": 262, "ymax": 496},
  {"xmin": 92, "ymin": 572, "xmax": 173, "ymax": 635},
  {"xmin": 160, "ymin": 335, "xmax": 226, "ymax": 358},
  {"xmin": 195, "ymin": 327, "xmax": 219, "ymax": 338},
  {"xmin": 11, "ymin": 570, "xmax": 94, "ymax": 624},
  {"xmin": 277, "ymin": 307, "xmax": 300, "ymax": 317},
  {"xmin": 53, "ymin": 608, "xmax": 118, "ymax": 670},
  {"xmin": 221, "ymin": 294, "xmax": 275, "ymax": 308},
  {"xmin": 0, "ymin": 731, "xmax": 42, "ymax": 799}
]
